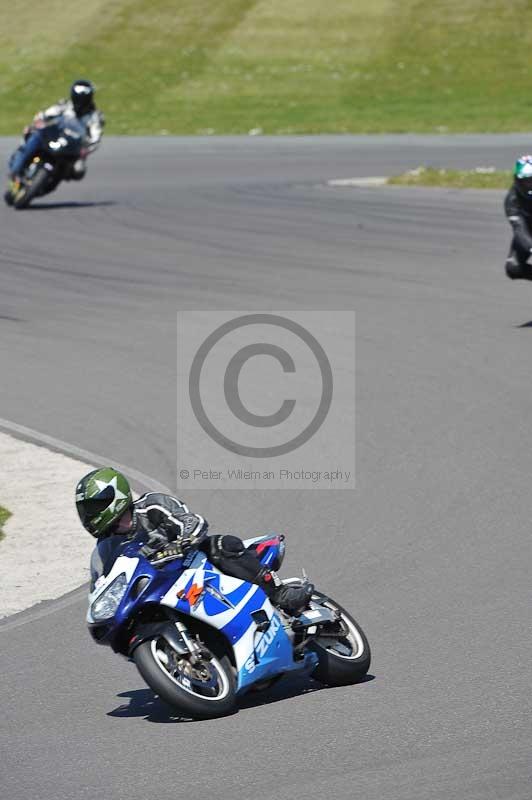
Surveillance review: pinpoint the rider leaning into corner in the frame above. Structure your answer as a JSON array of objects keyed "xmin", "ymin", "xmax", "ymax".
[
  {"xmin": 504, "ymin": 155, "xmax": 532, "ymax": 281},
  {"xmin": 8, "ymin": 79, "xmax": 104, "ymax": 191},
  {"xmin": 76, "ymin": 468, "xmax": 313, "ymax": 617}
]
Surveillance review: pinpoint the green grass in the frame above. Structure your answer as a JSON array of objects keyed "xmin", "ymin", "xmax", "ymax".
[
  {"xmin": 388, "ymin": 166, "xmax": 512, "ymax": 189},
  {"xmin": 2, "ymin": 1, "xmax": 532, "ymax": 134},
  {"xmin": 0, "ymin": 505, "xmax": 11, "ymax": 543}
]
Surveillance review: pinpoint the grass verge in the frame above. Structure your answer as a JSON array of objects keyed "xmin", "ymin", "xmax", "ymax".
[
  {"xmin": 2, "ymin": 1, "xmax": 532, "ymax": 134},
  {"xmin": 0, "ymin": 505, "xmax": 11, "ymax": 543},
  {"xmin": 388, "ymin": 166, "xmax": 512, "ymax": 189}
]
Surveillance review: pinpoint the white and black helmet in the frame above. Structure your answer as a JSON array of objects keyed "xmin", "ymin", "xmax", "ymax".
[{"xmin": 70, "ymin": 79, "xmax": 95, "ymax": 116}]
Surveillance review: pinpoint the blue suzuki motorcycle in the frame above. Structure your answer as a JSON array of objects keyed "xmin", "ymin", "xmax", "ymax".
[{"xmin": 87, "ymin": 535, "xmax": 371, "ymax": 719}]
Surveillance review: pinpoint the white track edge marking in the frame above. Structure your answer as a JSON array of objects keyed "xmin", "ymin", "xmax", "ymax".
[
  {"xmin": 0, "ymin": 416, "xmax": 168, "ymax": 631},
  {"xmin": 0, "ymin": 416, "xmax": 172, "ymax": 494}
]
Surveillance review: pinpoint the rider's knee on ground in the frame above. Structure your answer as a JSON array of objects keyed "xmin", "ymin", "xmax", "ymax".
[
  {"xmin": 217, "ymin": 535, "xmax": 246, "ymax": 558},
  {"xmin": 205, "ymin": 535, "xmax": 265, "ymax": 585},
  {"xmin": 205, "ymin": 534, "xmax": 246, "ymax": 565}
]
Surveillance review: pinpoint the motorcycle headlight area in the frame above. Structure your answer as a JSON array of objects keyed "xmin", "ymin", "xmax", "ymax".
[
  {"xmin": 91, "ymin": 573, "xmax": 128, "ymax": 621},
  {"xmin": 49, "ymin": 137, "xmax": 68, "ymax": 150}
]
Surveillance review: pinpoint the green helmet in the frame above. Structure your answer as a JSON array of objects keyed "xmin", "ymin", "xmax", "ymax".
[
  {"xmin": 514, "ymin": 155, "xmax": 532, "ymax": 199},
  {"xmin": 75, "ymin": 467, "xmax": 132, "ymax": 538}
]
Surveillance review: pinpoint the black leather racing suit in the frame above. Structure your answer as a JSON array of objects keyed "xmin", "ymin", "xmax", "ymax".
[
  {"xmin": 504, "ymin": 184, "xmax": 532, "ymax": 277},
  {"xmin": 90, "ymin": 492, "xmax": 310, "ymax": 614},
  {"xmin": 9, "ymin": 99, "xmax": 104, "ymax": 180}
]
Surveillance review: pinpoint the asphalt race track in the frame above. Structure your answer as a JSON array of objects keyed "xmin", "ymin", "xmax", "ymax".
[{"xmin": 1, "ymin": 135, "xmax": 531, "ymax": 800}]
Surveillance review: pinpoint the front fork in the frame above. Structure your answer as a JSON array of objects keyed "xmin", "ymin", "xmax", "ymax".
[
  {"xmin": 174, "ymin": 620, "xmax": 210, "ymax": 664},
  {"xmin": 128, "ymin": 617, "xmax": 211, "ymax": 666}
]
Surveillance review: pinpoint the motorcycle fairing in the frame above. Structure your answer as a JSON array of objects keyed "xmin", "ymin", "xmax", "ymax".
[
  {"xmin": 86, "ymin": 554, "xmax": 140, "ymax": 624},
  {"xmin": 86, "ymin": 536, "xmax": 317, "ymax": 692},
  {"xmin": 158, "ymin": 550, "xmax": 299, "ymax": 690}
]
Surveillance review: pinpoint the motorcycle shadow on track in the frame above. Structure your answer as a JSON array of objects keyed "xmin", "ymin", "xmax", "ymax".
[
  {"xmin": 25, "ymin": 200, "xmax": 116, "ymax": 210},
  {"xmin": 107, "ymin": 673, "xmax": 375, "ymax": 724}
]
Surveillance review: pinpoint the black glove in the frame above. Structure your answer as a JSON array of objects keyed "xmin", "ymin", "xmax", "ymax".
[
  {"xmin": 140, "ymin": 531, "xmax": 181, "ymax": 563},
  {"xmin": 140, "ymin": 539, "xmax": 184, "ymax": 564},
  {"xmin": 149, "ymin": 542, "xmax": 183, "ymax": 564}
]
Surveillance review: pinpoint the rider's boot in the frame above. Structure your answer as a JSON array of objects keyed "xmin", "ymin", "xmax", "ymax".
[
  {"xmin": 68, "ymin": 158, "xmax": 87, "ymax": 181},
  {"xmin": 259, "ymin": 567, "xmax": 313, "ymax": 616}
]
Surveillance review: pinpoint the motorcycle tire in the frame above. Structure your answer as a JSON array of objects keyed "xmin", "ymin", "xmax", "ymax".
[
  {"xmin": 13, "ymin": 166, "xmax": 49, "ymax": 210},
  {"xmin": 309, "ymin": 592, "xmax": 371, "ymax": 686},
  {"xmin": 134, "ymin": 635, "xmax": 237, "ymax": 719},
  {"xmin": 4, "ymin": 190, "xmax": 14, "ymax": 207}
]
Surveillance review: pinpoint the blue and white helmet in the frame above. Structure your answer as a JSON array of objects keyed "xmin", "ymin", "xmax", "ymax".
[{"xmin": 514, "ymin": 155, "xmax": 532, "ymax": 198}]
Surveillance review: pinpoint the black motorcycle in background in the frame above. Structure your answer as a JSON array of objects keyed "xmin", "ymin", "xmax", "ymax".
[{"xmin": 4, "ymin": 119, "xmax": 86, "ymax": 209}]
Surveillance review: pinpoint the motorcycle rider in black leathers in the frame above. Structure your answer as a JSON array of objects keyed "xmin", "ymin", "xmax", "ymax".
[
  {"xmin": 504, "ymin": 155, "xmax": 532, "ymax": 280},
  {"xmin": 76, "ymin": 467, "xmax": 313, "ymax": 617},
  {"xmin": 8, "ymin": 79, "xmax": 104, "ymax": 188}
]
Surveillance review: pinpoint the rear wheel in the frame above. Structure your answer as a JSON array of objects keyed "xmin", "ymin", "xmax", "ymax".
[
  {"xmin": 134, "ymin": 635, "xmax": 237, "ymax": 719},
  {"xmin": 13, "ymin": 165, "xmax": 49, "ymax": 209},
  {"xmin": 309, "ymin": 593, "xmax": 371, "ymax": 685},
  {"xmin": 4, "ymin": 189, "xmax": 14, "ymax": 207}
]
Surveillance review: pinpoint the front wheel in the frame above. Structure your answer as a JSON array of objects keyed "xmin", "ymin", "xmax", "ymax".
[
  {"xmin": 309, "ymin": 592, "xmax": 371, "ymax": 685},
  {"xmin": 134, "ymin": 635, "xmax": 237, "ymax": 719},
  {"xmin": 13, "ymin": 165, "xmax": 49, "ymax": 209}
]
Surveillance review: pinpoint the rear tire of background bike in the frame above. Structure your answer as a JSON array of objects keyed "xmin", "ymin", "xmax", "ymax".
[
  {"xmin": 134, "ymin": 639, "xmax": 237, "ymax": 719},
  {"xmin": 13, "ymin": 167, "xmax": 48, "ymax": 209},
  {"xmin": 309, "ymin": 594, "xmax": 371, "ymax": 686}
]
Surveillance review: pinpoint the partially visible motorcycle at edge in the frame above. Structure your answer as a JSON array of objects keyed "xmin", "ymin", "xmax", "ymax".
[
  {"xmin": 87, "ymin": 534, "xmax": 371, "ymax": 720},
  {"xmin": 4, "ymin": 119, "xmax": 86, "ymax": 209}
]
